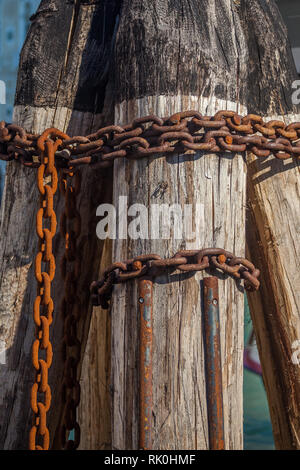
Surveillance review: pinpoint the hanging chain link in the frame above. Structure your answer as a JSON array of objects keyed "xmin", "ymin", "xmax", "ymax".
[
  {"xmin": 1, "ymin": 110, "xmax": 300, "ymax": 169},
  {"xmin": 59, "ymin": 168, "xmax": 82, "ymax": 450},
  {"xmin": 90, "ymin": 248, "xmax": 260, "ymax": 309},
  {"xmin": 29, "ymin": 130, "xmax": 66, "ymax": 450}
]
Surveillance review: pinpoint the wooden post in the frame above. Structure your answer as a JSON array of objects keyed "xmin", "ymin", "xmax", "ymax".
[
  {"xmin": 110, "ymin": 0, "xmax": 248, "ymax": 450},
  {"xmin": 241, "ymin": 0, "xmax": 300, "ymax": 450},
  {"xmin": 77, "ymin": 0, "xmax": 300, "ymax": 447},
  {"xmin": 0, "ymin": 0, "xmax": 118, "ymax": 449},
  {"xmin": 1, "ymin": 0, "xmax": 298, "ymax": 451},
  {"xmin": 78, "ymin": 238, "xmax": 112, "ymax": 450}
]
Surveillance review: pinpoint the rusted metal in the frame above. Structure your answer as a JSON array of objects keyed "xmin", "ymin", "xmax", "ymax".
[
  {"xmin": 1, "ymin": 111, "xmax": 300, "ymax": 168},
  {"xmin": 203, "ymin": 276, "xmax": 225, "ymax": 450},
  {"xmin": 90, "ymin": 248, "xmax": 260, "ymax": 309},
  {"xmin": 138, "ymin": 279, "xmax": 153, "ymax": 450},
  {"xmin": 29, "ymin": 131, "xmax": 62, "ymax": 450},
  {"xmin": 59, "ymin": 168, "xmax": 82, "ymax": 450}
]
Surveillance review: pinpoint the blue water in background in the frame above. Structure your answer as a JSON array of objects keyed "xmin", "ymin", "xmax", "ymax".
[{"xmin": 244, "ymin": 304, "xmax": 274, "ymax": 450}]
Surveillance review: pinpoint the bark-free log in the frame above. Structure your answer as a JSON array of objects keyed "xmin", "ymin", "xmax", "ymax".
[
  {"xmin": 242, "ymin": 0, "xmax": 300, "ymax": 450},
  {"xmin": 110, "ymin": 0, "xmax": 249, "ymax": 450},
  {"xmin": 1, "ymin": 0, "xmax": 298, "ymax": 451},
  {"xmin": 80, "ymin": 0, "xmax": 300, "ymax": 449},
  {"xmin": 0, "ymin": 0, "xmax": 119, "ymax": 449},
  {"xmin": 78, "ymin": 239, "xmax": 112, "ymax": 450},
  {"xmin": 74, "ymin": 0, "xmax": 300, "ymax": 450}
]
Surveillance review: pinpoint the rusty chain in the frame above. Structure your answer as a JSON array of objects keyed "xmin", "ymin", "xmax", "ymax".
[
  {"xmin": 29, "ymin": 130, "xmax": 63, "ymax": 450},
  {"xmin": 1, "ymin": 111, "xmax": 300, "ymax": 170},
  {"xmin": 90, "ymin": 248, "xmax": 260, "ymax": 309},
  {"xmin": 59, "ymin": 168, "xmax": 82, "ymax": 450},
  {"xmin": 22, "ymin": 116, "xmax": 265, "ymax": 449}
]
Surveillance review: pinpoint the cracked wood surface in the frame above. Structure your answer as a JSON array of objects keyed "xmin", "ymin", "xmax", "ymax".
[
  {"xmin": 78, "ymin": 239, "xmax": 112, "ymax": 450},
  {"xmin": 110, "ymin": 0, "xmax": 300, "ymax": 450},
  {"xmin": 0, "ymin": 0, "xmax": 118, "ymax": 449},
  {"xmin": 246, "ymin": 122, "xmax": 300, "ymax": 449},
  {"xmin": 111, "ymin": 0, "xmax": 248, "ymax": 450},
  {"xmin": 0, "ymin": 0, "xmax": 299, "ymax": 450},
  {"xmin": 111, "ymin": 98, "xmax": 246, "ymax": 450},
  {"xmin": 241, "ymin": 1, "xmax": 300, "ymax": 450}
]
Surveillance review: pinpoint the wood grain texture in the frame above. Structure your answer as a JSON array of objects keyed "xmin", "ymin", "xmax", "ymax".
[
  {"xmin": 240, "ymin": 0, "xmax": 300, "ymax": 450},
  {"xmin": 246, "ymin": 118, "xmax": 300, "ymax": 449},
  {"xmin": 239, "ymin": 0, "xmax": 298, "ymax": 114},
  {"xmin": 79, "ymin": 0, "xmax": 299, "ymax": 450},
  {"xmin": 114, "ymin": 0, "xmax": 248, "ymax": 106},
  {"xmin": 16, "ymin": 0, "xmax": 122, "ymax": 113},
  {"xmin": 0, "ymin": 0, "xmax": 298, "ymax": 451},
  {"xmin": 78, "ymin": 238, "xmax": 112, "ymax": 450},
  {"xmin": 114, "ymin": 0, "xmax": 296, "ymax": 115},
  {"xmin": 110, "ymin": 0, "xmax": 250, "ymax": 449},
  {"xmin": 246, "ymin": 151, "xmax": 300, "ymax": 449},
  {"xmin": 111, "ymin": 96, "xmax": 246, "ymax": 450},
  {"xmin": 0, "ymin": 0, "xmax": 117, "ymax": 449}
]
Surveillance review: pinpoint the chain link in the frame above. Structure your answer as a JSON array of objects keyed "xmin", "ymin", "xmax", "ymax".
[
  {"xmin": 1, "ymin": 111, "xmax": 300, "ymax": 169},
  {"xmin": 29, "ymin": 131, "xmax": 63, "ymax": 450},
  {"xmin": 20, "ymin": 119, "xmax": 263, "ymax": 449},
  {"xmin": 59, "ymin": 168, "xmax": 82, "ymax": 450},
  {"xmin": 90, "ymin": 248, "xmax": 260, "ymax": 308}
]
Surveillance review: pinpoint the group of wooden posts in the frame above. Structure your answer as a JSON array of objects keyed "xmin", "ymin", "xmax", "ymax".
[{"xmin": 0, "ymin": 0, "xmax": 299, "ymax": 450}]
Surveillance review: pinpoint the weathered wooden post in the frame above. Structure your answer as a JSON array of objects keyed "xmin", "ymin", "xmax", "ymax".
[
  {"xmin": 0, "ymin": 0, "xmax": 298, "ymax": 451},
  {"xmin": 242, "ymin": 0, "xmax": 300, "ymax": 450},
  {"xmin": 109, "ymin": 0, "xmax": 248, "ymax": 450},
  {"xmin": 0, "ymin": 0, "xmax": 119, "ymax": 449}
]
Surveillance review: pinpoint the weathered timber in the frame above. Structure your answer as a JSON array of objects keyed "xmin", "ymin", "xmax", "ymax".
[
  {"xmin": 0, "ymin": 0, "xmax": 299, "ymax": 451},
  {"xmin": 241, "ymin": 0, "xmax": 300, "ymax": 450},
  {"xmin": 78, "ymin": 238, "xmax": 112, "ymax": 450},
  {"xmin": 110, "ymin": 0, "xmax": 248, "ymax": 450},
  {"xmin": 0, "ymin": 0, "xmax": 118, "ymax": 449},
  {"xmin": 67, "ymin": 0, "xmax": 300, "ymax": 450}
]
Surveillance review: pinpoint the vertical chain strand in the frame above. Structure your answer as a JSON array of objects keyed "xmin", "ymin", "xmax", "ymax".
[
  {"xmin": 29, "ymin": 130, "xmax": 65, "ymax": 450},
  {"xmin": 59, "ymin": 169, "xmax": 82, "ymax": 450}
]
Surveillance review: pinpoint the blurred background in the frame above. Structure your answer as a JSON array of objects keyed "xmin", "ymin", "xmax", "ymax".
[
  {"xmin": 0, "ymin": 0, "xmax": 299, "ymax": 450},
  {"xmin": 0, "ymin": 0, "xmax": 40, "ymax": 195},
  {"xmin": 244, "ymin": 305, "xmax": 274, "ymax": 450}
]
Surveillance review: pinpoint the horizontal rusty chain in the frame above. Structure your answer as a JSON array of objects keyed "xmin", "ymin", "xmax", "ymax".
[
  {"xmin": 1, "ymin": 110, "xmax": 300, "ymax": 170},
  {"xmin": 90, "ymin": 248, "xmax": 260, "ymax": 309}
]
